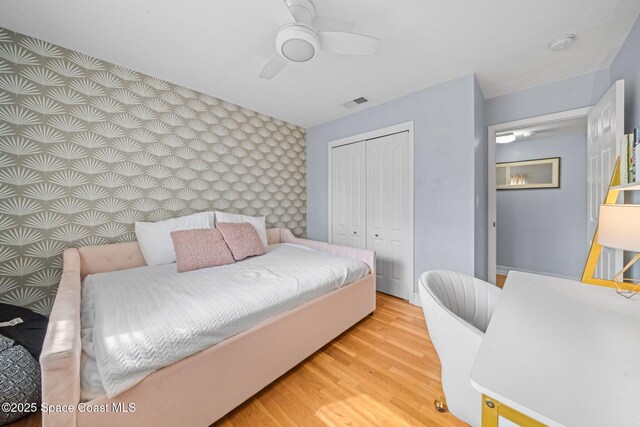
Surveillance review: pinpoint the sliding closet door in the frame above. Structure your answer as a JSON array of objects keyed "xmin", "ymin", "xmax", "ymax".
[
  {"xmin": 331, "ymin": 142, "xmax": 367, "ymax": 248},
  {"xmin": 366, "ymin": 132, "xmax": 412, "ymax": 300}
]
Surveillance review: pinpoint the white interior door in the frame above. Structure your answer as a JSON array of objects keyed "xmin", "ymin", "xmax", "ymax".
[
  {"xmin": 587, "ymin": 80, "xmax": 624, "ymax": 279},
  {"xmin": 366, "ymin": 132, "xmax": 412, "ymax": 300},
  {"xmin": 331, "ymin": 142, "xmax": 366, "ymax": 248}
]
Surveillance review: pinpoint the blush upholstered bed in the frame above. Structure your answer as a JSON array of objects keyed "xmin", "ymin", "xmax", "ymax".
[{"xmin": 40, "ymin": 228, "xmax": 375, "ymax": 427}]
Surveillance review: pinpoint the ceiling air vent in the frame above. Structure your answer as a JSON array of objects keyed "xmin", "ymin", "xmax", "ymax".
[{"xmin": 343, "ymin": 97, "xmax": 369, "ymax": 109}]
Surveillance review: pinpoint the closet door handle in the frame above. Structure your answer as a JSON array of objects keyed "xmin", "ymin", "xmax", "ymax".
[
  {"xmin": 353, "ymin": 231, "xmax": 358, "ymax": 235},
  {"xmin": 374, "ymin": 233, "xmax": 379, "ymax": 238}
]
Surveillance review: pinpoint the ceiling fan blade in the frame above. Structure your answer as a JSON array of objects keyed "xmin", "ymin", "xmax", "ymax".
[
  {"xmin": 259, "ymin": 54, "xmax": 288, "ymax": 80},
  {"xmin": 313, "ymin": 15, "xmax": 356, "ymax": 32},
  {"xmin": 318, "ymin": 31, "xmax": 380, "ymax": 55},
  {"xmin": 262, "ymin": 0, "xmax": 297, "ymax": 27}
]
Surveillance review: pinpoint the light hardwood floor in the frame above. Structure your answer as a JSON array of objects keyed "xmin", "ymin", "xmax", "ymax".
[
  {"xmin": 9, "ymin": 293, "xmax": 466, "ymax": 427},
  {"xmin": 5, "ymin": 414, "xmax": 39, "ymax": 427},
  {"xmin": 217, "ymin": 293, "xmax": 465, "ymax": 426},
  {"xmin": 496, "ymin": 274, "xmax": 507, "ymax": 288}
]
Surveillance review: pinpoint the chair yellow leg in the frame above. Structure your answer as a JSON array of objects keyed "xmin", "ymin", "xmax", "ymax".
[{"xmin": 434, "ymin": 396, "xmax": 448, "ymax": 413}]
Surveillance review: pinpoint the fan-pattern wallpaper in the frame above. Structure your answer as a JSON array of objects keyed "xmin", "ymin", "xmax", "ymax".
[{"xmin": 0, "ymin": 28, "xmax": 306, "ymax": 315}]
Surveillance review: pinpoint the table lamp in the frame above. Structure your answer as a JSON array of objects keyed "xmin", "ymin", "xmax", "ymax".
[{"xmin": 598, "ymin": 204, "xmax": 640, "ymax": 298}]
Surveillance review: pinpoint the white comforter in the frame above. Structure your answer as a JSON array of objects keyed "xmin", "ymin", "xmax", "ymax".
[{"xmin": 80, "ymin": 244, "xmax": 369, "ymax": 399}]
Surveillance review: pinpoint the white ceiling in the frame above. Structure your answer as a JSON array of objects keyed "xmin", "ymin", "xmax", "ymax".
[{"xmin": 0, "ymin": 0, "xmax": 639, "ymax": 128}]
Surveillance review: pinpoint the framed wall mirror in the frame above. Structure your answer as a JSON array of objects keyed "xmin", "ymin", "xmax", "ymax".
[{"xmin": 496, "ymin": 157, "xmax": 560, "ymax": 190}]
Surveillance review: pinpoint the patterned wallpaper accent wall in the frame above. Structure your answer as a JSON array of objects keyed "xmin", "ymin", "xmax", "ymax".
[{"xmin": 0, "ymin": 28, "xmax": 306, "ymax": 314}]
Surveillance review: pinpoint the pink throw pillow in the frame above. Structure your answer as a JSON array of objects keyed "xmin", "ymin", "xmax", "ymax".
[
  {"xmin": 216, "ymin": 222, "xmax": 266, "ymax": 261},
  {"xmin": 170, "ymin": 228, "xmax": 235, "ymax": 272}
]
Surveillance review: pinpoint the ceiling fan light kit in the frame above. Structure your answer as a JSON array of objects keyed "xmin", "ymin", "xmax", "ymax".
[
  {"xmin": 277, "ymin": 25, "xmax": 319, "ymax": 62},
  {"xmin": 496, "ymin": 133, "xmax": 517, "ymax": 144},
  {"xmin": 260, "ymin": 0, "xmax": 380, "ymax": 79}
]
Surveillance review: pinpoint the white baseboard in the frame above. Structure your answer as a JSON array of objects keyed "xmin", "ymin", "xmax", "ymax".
[
  {"xmin": 496, "ymin": 265, "xmax": 510, "ymax": 276},
  {"xmin": 412, "ymin": 293, "xmax": 422, "ymax": 307},
  {"xmin": 496, "ymin": 265, "xmax": 579, "ymax": 281}
]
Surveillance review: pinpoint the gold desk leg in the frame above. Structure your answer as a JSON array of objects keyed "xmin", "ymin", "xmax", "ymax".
[
  {"xmin": 482, "ymin": 394, "xmax": 548, "ymax": 427},
  {"xmin": 482, "ymin": 395, "xmax": 499, "ymax": 427}
]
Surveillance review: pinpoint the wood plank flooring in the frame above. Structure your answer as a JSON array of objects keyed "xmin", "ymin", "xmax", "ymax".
[
  {"xmin": 5, "ymin": 413, "xmax": 39, "ymax": 427},
  {"xmin": 496, "ymin": 274, "xmax": 507, "ymax": 288},
  {"xmin": 8, "ymin": 293, "xmax": 466, "ymax": 427},
  {"xmin": 216, "ymin": 293, "xmax": 464, "ymax": 426}
]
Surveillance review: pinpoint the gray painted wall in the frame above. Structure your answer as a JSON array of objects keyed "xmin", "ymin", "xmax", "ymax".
[
  {"xmin": 496, "ymin": 133, "xmax": 588, "ymax": 279},
  {"xmin": 306, "ymin": 15, "xmax": 640, "ymax": 287},
  {"xmin": 307, "ymin": 74, "xmax": 477, "ymax": 294},
  {"xmin": 485, "ymin": 69, "xmax": 611, "ymax": 126},
  {"xmin": 611, "ymin": 15, "xmax": 640, "ymax": 134},
  {"xmin": 483, "ymin": 69, "xmax": 610, "ymax": 280},
  {"xmin": 483, "ymin": 14, "xmax": 640, "ymax": 281}
]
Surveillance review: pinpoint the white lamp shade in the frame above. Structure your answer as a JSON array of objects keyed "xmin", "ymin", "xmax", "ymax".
[{"xmin": 598, "ymin": 205, "xmax": 640, "ymax": 252}]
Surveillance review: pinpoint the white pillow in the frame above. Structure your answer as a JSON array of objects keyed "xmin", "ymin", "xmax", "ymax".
[
  {"xmin": 135, "ymin": 212, "xmax": 214, "ymax": 266},
  {"xmin": 214, "ymin": 211, "xmax": 268, "ymax": 247}
]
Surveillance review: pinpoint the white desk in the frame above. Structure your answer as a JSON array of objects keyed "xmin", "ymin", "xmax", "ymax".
[{"xmin": 470, "ymin": 271, "xmax": 640, "ymax": 427}]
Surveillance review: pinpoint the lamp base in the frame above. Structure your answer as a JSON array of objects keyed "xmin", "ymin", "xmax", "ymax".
[
  {"xmin": 612, "ymin": 254, "xmax": 640, "ymax": 299},
  {"xmin": 613, "ymin": 279, "xmax": 640, "ymax": 299}
]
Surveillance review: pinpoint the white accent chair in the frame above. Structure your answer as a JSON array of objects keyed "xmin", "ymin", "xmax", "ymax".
[{"xmin": 419, "ymin": 270, "xmax": 502, "ymax": 427}]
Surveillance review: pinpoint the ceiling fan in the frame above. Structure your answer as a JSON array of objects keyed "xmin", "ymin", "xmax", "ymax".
[{"xmin": 259, "ymin": 0, "xmax": 380, "ymax": 79}]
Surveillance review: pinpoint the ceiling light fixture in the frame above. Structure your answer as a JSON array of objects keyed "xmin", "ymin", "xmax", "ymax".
[
  {"xmin": 496, "ymin": 133, "xmax": 516, "ymax": 144},
  {"xmin": 277, "ymin": 25, "xmax": 319, "ymax": 62},
  {"xmin": 515, "ymin": 131, "xmax": 536, "ymax": 138},
  {"xmin": 548, "ymin": 34, "xmax": 576, "ymax": 52}
]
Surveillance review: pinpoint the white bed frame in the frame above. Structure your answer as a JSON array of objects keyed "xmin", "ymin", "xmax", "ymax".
[{"xmin": 40, "ymin": 228, "xmax": 376, "ymax": 427}]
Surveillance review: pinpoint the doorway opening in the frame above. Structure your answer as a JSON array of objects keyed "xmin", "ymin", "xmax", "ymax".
[{"xmin": 487, "ymin": 108, "xmax": 591, "ymax": 284}]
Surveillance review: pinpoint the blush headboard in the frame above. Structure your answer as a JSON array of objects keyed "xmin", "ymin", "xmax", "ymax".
[{"xmin": 77, "ymin": 228, "xmax": 285, "ymax": 279}]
